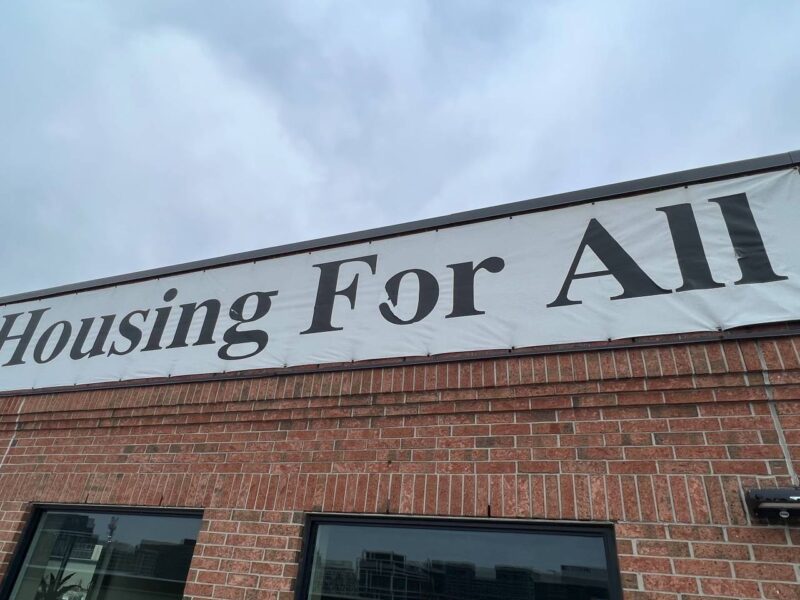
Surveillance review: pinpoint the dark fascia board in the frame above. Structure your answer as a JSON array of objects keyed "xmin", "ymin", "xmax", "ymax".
[{"xmin": 2, "ymin": 149, "xmax": 799, "ymax": 307}]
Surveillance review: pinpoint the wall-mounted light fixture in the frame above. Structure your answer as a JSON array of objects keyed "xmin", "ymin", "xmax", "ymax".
[{"xmin": 745, "ymin": 487, "xmax": 800, "ymax": 521}]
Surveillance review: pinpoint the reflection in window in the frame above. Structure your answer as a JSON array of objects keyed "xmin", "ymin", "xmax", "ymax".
[
  {"xmin": 304, "ymin": 519, "xmax": 619, "ymax": 600},
  {"xmin": 7, "ymin": 509, "xmax": 201, "ymax": 600}
]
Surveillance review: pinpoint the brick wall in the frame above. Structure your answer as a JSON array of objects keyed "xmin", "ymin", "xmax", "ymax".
[{"xmin": 0, "ymin": 336, "xmax": 798, "ymax": 599}]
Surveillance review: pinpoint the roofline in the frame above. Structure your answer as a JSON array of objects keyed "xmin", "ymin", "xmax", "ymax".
[{"xmin": 3, "ymin": 149, "xmax": 799, "ymax": 307}]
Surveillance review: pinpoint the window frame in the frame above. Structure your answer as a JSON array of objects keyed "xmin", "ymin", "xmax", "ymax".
[
  {"xmin": 0, "ymin": 503, "xmax": 204, "ymax": 600},
  {"xmin": 295, "ymin": 513, "xmax": 623, "ymax": 600}
]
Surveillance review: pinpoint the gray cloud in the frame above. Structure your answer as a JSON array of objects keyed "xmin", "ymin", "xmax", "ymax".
[{"xmin": 1, "ymin": 0, "xmax": 799, "ymax": 296}]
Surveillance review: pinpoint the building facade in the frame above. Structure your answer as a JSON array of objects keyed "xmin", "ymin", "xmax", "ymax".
[{"xmin": 0, "ymin": 152, "xmax": 799, "ymax": 600}]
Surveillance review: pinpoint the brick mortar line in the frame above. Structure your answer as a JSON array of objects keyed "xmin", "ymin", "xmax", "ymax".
[
  {"xmin": 0, "ymin": 371, "xmax": 792, "ymax": 422},
  {"xmin": 0, "ymin": 400, "xmax": 790, "ymax": 436},
  {"xmin": 0, "ymin": 422, "xmax": 787, "ymax": 442},
  {"xmin": 0, "ymin": 395, "xmax": 790, "ymax": 436},
  {"xmin": 0, "ymin": 360, "xmax": 792, "ymax": 409}
]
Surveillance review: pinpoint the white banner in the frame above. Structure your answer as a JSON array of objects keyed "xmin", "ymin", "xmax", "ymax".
[{"xmin": 1, "ymin": 168, "xmax": 799, "ymax": 392}]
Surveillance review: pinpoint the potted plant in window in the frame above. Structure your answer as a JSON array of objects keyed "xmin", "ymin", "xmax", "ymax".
[{"xmin": 34, "ymin": 572, "xmax": 81, "ymax": 600}]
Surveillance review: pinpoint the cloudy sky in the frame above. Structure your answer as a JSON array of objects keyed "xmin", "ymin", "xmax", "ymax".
[{"xmin": 1, "ymin": 1, "xmax": 798, "ymax": 297}]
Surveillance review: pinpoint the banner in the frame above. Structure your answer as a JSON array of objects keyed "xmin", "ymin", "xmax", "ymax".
[{"xmin": 1, "ymin": 168, "xmax": 799, "ymax": 392}]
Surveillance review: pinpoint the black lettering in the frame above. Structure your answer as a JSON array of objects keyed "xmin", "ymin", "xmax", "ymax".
[
  {"xmin": 446, "ymin": 257, "xmax": 505, "ymax": 318},
  {"xmin": 300, "ymin": 255, "xmax": 377, "ymax": 334},
  {"xmin": 709, "ymin": 193, "xmax": 787, "ymax": 285},
  {"xmin": 0, "ymin": 308, "xmax": 49, "ymax": 366},
  {"xmin": 141, "ymin": 288, "xmax": 178, "ymax": 351},
  {"xmin": 656, "ymin": 203, "xmax": 724, "ymax": 292},
  {"xmin": 33, "ymin": 320, "xmax": 72, "ymax": 363},
  {"xmin": 218, "ymin": 291, "xmax": 278, "ymax": 360},
  {"xmin": 379, "ymin": 269, "xmax": 440, "ymax": 325},
  {"xmin": 108, "ymin": 310, "xmax": 149, "ymax": 356},
  {"xmin": 548, "ymin": 218, "xmax": 670, "ymax": 307},
  {"xmin": 70, "ymin": 315, "xmax": 115, "ymax": 359},
  {"xmin": 167, "ymin": 299, "xmax": 220, "ymax": 349}
]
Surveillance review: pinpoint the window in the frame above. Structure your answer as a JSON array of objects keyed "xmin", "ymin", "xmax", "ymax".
[
  {"xmin": 298, "ymin": 515, "xmax": 621, "ymax": 600},
  {"xmin": 2, "ymin": 506, "xmax": 202, "ymax": 600}
]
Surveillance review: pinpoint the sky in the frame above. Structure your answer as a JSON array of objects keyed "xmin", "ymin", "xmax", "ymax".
[{"xmin": 1, "ymin": 1, "xmax": 799, "ymax": 298}]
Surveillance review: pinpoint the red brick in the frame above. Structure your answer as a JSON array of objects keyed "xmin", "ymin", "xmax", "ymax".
[
  {"xmin": 700, "ymin": 578, "xmax": 762, "ymax": 598},
  {"xmin": 734, "ymin": 562, "xmax": 798, "ymax": 581},
  {"xmin": 763, "ymin": 582, "xmax": 800, "ymax": 599},
  {"xmin": 727, "ymin": 527, "xmax": 788, "ymax": 544},
  {"xmin": 674, "ymin": 558, "xmax": 731, "ymax": 577},
  {"xmin": 752, "ymin": 545, "xmax": 800, "ymax": 563},
  {"xmin": 643, "ymin": 574, "xmax": 698, "ymax": 593},
  {"xmin": 620, "ymin": 556, "xmax": 672, "ymax": 574},
  {"xmin": 637, "ymin": 541, "xmax": 690, "ymax": 557}
]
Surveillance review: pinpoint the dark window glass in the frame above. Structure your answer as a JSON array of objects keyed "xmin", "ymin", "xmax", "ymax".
[
  {"xmin": 302, "ymin": 518, "xmax": 620, "ymax": 600},
  {"xmin": 6, "ymin": 508, "xmax": 201, "ymax": 600}
]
